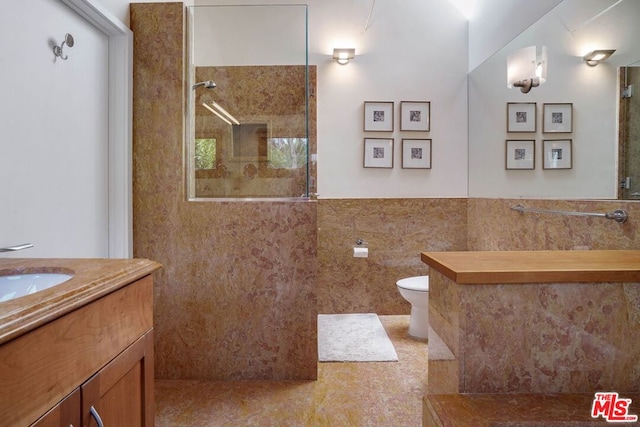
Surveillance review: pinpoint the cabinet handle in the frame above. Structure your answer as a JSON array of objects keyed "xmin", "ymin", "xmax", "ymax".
[{"xmin": 90, "ymin": 406, "xmax": 104, "ymax": 427}]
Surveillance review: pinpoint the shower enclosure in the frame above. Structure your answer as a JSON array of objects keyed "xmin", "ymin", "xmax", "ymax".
[{"xmin": 186, "ymin": 5, "xmax": 314, "ymax": 199}]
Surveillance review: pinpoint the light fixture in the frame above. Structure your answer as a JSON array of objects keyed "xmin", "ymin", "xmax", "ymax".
[
  {"xmin": 333, "ymin": 48, "xmax": 355, "ymax": 65},
  {"xmin": 507, "ymin": 45, "xmax": 547, "ymax": 93},
  {"xmin": 583, "ymin": 49, "xmax": 616, "ymax": 66},
  {"xmin": 202, "ymin": 102, "xmax": 240, "ymax": 126}
]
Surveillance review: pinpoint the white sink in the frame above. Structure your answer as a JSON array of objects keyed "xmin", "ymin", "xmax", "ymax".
[{"xmin": 0, "ymin": 273, "xmax": 73, "ymax": 302}]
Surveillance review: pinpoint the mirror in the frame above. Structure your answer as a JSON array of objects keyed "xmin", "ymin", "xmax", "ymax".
[{"xmin": 468, "ymin": 0, "xmax": 640, "ymax": 200}]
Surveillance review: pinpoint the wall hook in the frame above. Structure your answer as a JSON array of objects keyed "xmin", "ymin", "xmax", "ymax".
[{"xmin": 53, "ymin": 33, "xmax": 74, "ymax": 60}]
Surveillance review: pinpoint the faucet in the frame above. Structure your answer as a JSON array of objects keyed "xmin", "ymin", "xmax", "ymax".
[{"xmin": 0, "ymin": 243, "xmax": 34, "ymax": 253}]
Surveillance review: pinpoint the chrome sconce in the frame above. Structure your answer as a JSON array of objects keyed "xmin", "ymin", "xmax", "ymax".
[
  {"xmin": 333, "ymin": 48, "xmax": 355, "ymax": 65},
  {"xmin": 583, "ymin": 49, "xmax": 615, "ymax": 66},
  {"xmin": 507, "ymin": 45, "xmax": 547, "ymax": 93}
]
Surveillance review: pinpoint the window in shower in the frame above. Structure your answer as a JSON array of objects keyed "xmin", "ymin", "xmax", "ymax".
[
  {"xmin": 195, "ymin": 138, "xmax": 216, "ymax": 169},
  {"xmin": 186, "ymin": 5, "xmax": 314, "ymax": 199}
]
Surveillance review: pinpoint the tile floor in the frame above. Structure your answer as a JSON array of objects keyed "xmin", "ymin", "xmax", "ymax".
[{"xmin": 155, "ymin": 315, "xmax": 428, "ymax": 426}]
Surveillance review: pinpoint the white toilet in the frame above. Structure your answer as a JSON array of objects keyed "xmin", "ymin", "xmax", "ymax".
[{"xmin": 396, "ymin": 275, "xmax": 429, "ymax": 340}]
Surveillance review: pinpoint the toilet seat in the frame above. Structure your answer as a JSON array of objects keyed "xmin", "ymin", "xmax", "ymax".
[{"xmin": 396, "ymin": 275, "xmax": 429, "ymax": 292}]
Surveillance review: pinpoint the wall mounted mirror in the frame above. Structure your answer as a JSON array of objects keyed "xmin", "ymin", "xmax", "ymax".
[{"xmin": 468, "ymin": 0, "xmax": 640, "ymax": 200}]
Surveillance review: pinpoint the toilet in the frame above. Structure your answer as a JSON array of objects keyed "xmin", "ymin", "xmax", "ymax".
[{"xmin": 396, "ymin": 275, "xmax": 429, "ymax": 340}]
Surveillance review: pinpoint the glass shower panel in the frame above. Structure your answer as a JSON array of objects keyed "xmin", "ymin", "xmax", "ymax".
[
  {"xmin": 187, "ymin": 5, "xmax": 312, "ymax": 199},
  {"xmin": 619, "ymin": 66, "xmax": 640, "ymax": 200}
]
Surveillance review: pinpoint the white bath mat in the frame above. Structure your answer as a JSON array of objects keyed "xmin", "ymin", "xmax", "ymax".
[{"xmin": 318, "ymin": 313, "xmax": 398, "ymax": 362}]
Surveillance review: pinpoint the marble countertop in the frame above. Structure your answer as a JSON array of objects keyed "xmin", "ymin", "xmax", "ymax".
[
  {"xmin": 421, "ymin": 250, "xmax": 640, "ymax": 284},
  {"xmin": 0, "ymin": 258, "xmax": 162, "ymax": 345}
]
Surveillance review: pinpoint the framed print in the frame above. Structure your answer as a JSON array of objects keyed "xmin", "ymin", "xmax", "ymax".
[
  {"xmin": 400, "ymin": 101, "xmax": 430, "ymax": 131},
  {"xmin": 402, "ymin": 139, "xmax": 432, "ymax": 169},
  {"xmin": 505, "ymin": 139, "xmax": 535, "ymax": 170},
  {"xmin": 543, "ymin": 139, "xmax": 572, "ymax": 169},
  {"xmin": 543, "ymin": 103, "xmax": 573, "ymax": 133},
  {"xmin": 507, "ymin": 102, "xmax": 537, "ymax": 132},
  {"xmin": 364, "ymin": 101, "xmax": 394, "ymax": 132},
  {"xmin": 364, "ymin": 138, "xmax": 394, "ymax": 168}
]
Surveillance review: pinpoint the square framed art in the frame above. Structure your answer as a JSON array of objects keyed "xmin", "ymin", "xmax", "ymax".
[
  {"xmin": 543, "ymin": 139, "xmax": 572, "ymax": 169},
  {"xmin": 402, "ymin": 139, "xmax": 431, "ymax": 169},
  {"xmin": 507, "ymin": 102, "xmax": 537, "ymax": 133},
  {"xmin": 505, "ymin": 139, "xmax": 535, "ymax": 170},
  {"xmin": 364, "ymin": 101, "xmax": 394, "ymax": 132},
  {"xmin": 400, "ymin": 101, "xmax": 430, "ymax": 131},
  {"xmin": 543, "ymin": 103, "xmax": 573, "ymax": 133},
  {"xmin": 364, "ymin": 138, "xmax": 394, "ymax": 168}
]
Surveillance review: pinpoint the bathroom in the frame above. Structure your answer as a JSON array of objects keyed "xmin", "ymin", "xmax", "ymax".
[{"xmin": 2, "ymin": 0, "xmax": 640, "ymax": 425}]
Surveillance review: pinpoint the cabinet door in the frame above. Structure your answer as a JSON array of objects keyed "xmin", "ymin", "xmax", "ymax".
[
  {"xmin": 81, "ymin": 331, "xmax": 154, "ymax": 427},
  {"xmin": 31, "ymin": 388, "xmax": 81, "ymax": 427}
]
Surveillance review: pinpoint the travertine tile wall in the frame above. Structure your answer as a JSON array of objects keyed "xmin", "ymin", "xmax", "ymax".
[
  {"xmin": 131, "ymin": 2, "xmax": 317, "ymax": 381},
  {"xmin": 468, "ymin": 198, "xmax": 640, "ymax": 251},
  {"xmin": 317, "ymin": 198, "xmax": 468, "ymax": 314}
]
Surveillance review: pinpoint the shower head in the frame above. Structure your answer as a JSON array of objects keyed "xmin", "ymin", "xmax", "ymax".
[{"xmin": 192, "ymin": 80, "xmax": 217, "ymax": 90}]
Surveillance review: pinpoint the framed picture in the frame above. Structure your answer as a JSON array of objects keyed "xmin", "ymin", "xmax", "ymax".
[
  {"xmin": 402, "ymin": 139, "xmax": 431, "ymax": 169},
  {"xmin": 543, "ymin": 139, "xmax": 572, "ymax": 169},
  {"xmin": 505, "ymin": 139, "xmax": 535, "ymax": 170},
  {"xmin": 364, "ymin": 138, "xmax": 394, "ymax": 168},
  {"xmin": 364, "ymin": 101, "xmax": 394, "ymax": 132},
  {"xmin": 400, "ymin": 101, "xmax": 430, "ymax": 131},
  {"xmin": 543, "ymin": 103, "xmax": 573, "ymax": 133},
  {"xmin": 507, "ymin": 102, "xmax": 537, "ymax": 133}
]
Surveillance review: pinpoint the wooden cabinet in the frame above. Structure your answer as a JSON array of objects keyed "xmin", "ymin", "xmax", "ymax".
[
  {"xmin": 31, "ymin": 331, "xmax": 154, "ymax": 427},
  {"xmin": 81, "ymin": 331, "xmax": 154, "ymax": 426},
  {"xmin": 31, "ymin": 389, "xmax": 81, "ymax": 427},
  {"xmin": 1, "ymin": 275, "xmax": 155, "ymax": 427}
]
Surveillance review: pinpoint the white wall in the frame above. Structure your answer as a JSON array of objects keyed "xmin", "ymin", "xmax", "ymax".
[
  {"xmin": 314, "ymin": 0, "xmax": 469, "ymax": 198},
  {"xmin": 468, "ymin": 0, "xmax": 562, "ymax": 72},
  {"xmin": 189, "ymin": 0, "xmax": 469, "ymax": 199},
  {"xmin": 0, "ymin": 0, "xmax": 110, "ymax": 257}
]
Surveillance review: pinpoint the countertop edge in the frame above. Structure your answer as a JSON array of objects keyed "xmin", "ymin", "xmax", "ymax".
[
  {"xmin": 0, "ymin": 258, "xmax": 162, "ymax": 345},
  {"xmin": 421, "ymin": 250, "xmax": 640, "ymax": 284}
]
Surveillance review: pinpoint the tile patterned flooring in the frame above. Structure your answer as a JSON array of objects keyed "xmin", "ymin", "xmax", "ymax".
[{"xmin": 155, "ymin": 315, "xmax": 428, "ymax": 426}]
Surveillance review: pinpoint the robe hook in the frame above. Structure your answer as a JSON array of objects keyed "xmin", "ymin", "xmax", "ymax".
[{"xmin": 53, "ymin": 33, "xmax": 74, "ymax": 60}]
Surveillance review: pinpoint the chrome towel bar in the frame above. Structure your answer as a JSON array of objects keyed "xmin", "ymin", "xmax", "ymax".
[{"xmin": 510, "ymin": 204, "xmax": 628, "ymax": 223}]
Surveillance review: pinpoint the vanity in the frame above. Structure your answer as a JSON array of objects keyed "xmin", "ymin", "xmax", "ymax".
[
  {"xmin": 421, "ymin": 250, "xmax": 640, "ymax": 425},
  {"xmin": 0, "ymin": 258, "xmax": 161, "ymax": 426}
]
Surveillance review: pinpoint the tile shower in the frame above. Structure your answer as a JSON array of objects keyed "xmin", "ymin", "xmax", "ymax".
[{"xmin": 131, "ymin": 3, "xmax": 640, "ymax": 384}]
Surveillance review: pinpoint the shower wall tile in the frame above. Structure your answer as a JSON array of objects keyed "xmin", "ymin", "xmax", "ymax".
[
  {"xmin": 468, "ymin": 198, "xmax": 640, "ymax": 251},
  {"xmin": 317, "ymin": 198, "xmax": 468, "ymax": 314},
  {"xmin": 131, "ymin": 2, "xmax": 317, "ymax": 381},
  {"xmin": 194, "ymin": 65, "xmax": 316, "ymax": 198}
]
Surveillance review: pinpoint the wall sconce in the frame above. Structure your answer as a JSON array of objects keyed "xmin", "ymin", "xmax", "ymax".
[
  {"xmin": 333, "ymin": 48, "xmax": 355, "ymax": 65},
  {"xmin": 583, "ymin": 49, "xmax": 615, "ymax": 66},
  {"xmin": 507, "ymin": 45, "xmax": 547, "ymax": 93}
]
